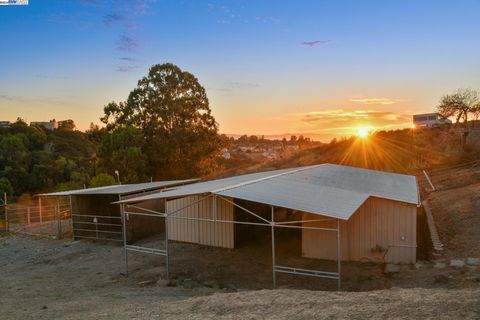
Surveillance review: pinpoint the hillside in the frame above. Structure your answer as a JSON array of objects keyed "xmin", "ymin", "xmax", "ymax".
[{"xmin": 245, "ymin": 128, "xmax": 480, "ymax": 175}]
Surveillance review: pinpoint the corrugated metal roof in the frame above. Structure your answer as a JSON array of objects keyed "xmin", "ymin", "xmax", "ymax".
[
  {"xmin": 115, "ymin": 167, "xmax": 301, "ymax": 202},
  {"xmin": 117, "ymin": 164, "xmax": 419, "ymax": 220},
  {"xmin": 38, "ymin": 179, "xmax": 199, "ymax": 197}
]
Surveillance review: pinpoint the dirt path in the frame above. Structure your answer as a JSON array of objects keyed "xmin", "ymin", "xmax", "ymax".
[{"xmin": 1, "ymin": 234, "xmax": 479, "ymax": 319}]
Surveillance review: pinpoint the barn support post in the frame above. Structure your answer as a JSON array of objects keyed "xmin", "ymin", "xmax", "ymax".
[
  {"xmin": 337, "ymin": 218, "xmax": 341, "ymax": 291},
  {"xmin": 271, "ymin": 205, "xmax": 276, "ymax": 289},
  {"xmin": 120, "ymin": 202, "xmax": 129, "ymax": 276},
  {"xmin": 164, "ymin": 214, "xmax": 170, "ymax": 281}
]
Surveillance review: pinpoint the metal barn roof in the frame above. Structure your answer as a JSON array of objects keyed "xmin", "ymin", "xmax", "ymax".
[
  {"xmin": 38, "ymin": 179, "xmax": 199, "ymax": 197},
  {"xmin": 117, "ymin": 164, "xmax": 419, "ymax": 220}
]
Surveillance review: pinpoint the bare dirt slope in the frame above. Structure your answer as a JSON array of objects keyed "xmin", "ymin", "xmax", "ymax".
[
  {"xmin": 1, "ymin": 234, "xmax": 479, "ymax": 319},
  {"xmin": 427, "ymin": 167, "xmax": 480, "ymax": 258}
]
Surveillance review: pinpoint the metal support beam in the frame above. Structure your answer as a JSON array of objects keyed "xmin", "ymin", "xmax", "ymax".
[
  {"xmin": 120, "ymin": 202, "xmax": 128, "ymax": 276},
  {"xmin": 165, "ymin": 215, "xmax": 170, "ymax": 281},
  {"xmin": 271, "ymin": 206, "xmax": 276, "ymax": 289},
  {"xmin": 337, "ymin": 218, "xmax": 341, "ymax": 291}
]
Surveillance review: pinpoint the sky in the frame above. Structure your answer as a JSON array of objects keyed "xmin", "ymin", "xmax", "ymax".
[{"xmin": 1, "ymin": 0, "xmax": 479, "ymax": 141}]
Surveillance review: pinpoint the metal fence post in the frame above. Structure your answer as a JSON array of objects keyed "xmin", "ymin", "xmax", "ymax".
[
  {"xmin": 120, "ymin": 203, "xmax": 129, "ymax": 276},
  {"xmin": 271, "ymin": 206, "xmax": 276, "ymax": 289},
  {"xmin": 165, "ymin": 215, "xmax": 169, "ymax": 281},
  {"xmin": 57, "ymin": 199, "xmax": 62, "ymax": 239},
  {"xmin": 4, "ymin": 192, "xmax": 8, "ymax": 232}
]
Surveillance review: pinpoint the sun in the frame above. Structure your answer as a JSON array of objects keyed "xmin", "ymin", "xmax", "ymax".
[{"xmin": 356, "ymin": 127, "xmax": 370, "ymax": 138}]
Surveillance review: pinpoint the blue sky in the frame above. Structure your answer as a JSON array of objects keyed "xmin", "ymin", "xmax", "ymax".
[{"xmin": 1, "ymin": 0, "xmax": 479, "ymax": 140}]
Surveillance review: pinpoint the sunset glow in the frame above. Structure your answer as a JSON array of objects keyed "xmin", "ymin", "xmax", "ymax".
[{"xmin": 356, "ymin": 127, "xmax": 370, "ymax": 138}]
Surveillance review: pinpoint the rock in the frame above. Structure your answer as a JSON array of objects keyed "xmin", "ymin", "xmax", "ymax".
[
  {"xmin": 156, "ymin": 279, "xmax": 169, "ymax": 287},
  {"xmin": 167, "ymin": 280, "xmax": 178, "ymax": 287},
  {"xmin": 466, "ymin": 257, "xmax": 480, "ymax": 266},
  {"xmin": 414, "ymin": 262, "xmax": 423, "ymax": 269},
  {"xmin": 434, "ymin": 274, "xmax": 449, "ymax": 284},
  {"xmin": 203, "ymin": 280, "xmax": 219, "ymax": 288},
  {"xmin": 182, "ymin": 279, "xmax": 198, "ymax": 289},
  {"xmin": 137, "ymin": 280, "xmax": 155, "ymax": 286},
  {"xmin": 434, "ymin": 262, "xmax": 446, "ymax": 269},
  {"xmin": 384, "ymin": 264, "xmax": 401, "ymax": 274},
  {"xmin": 450, "ymin": 260, "xmax": 466, "ymax": 269}
]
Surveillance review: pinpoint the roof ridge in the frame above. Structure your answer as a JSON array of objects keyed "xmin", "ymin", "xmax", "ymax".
[{"xmin": 211, "ymin": 164, "xmax": 325, "ymax": 194}]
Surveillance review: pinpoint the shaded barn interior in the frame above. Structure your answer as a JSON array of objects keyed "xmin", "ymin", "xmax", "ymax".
[{"xmin": 71, "ymin": 194, "xmax": 165, "ymax": 242}]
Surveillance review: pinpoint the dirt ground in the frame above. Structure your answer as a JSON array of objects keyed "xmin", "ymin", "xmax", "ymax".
[{"xmin": 1, "ymin": 234, "xmax": 479, "ymax": 319}]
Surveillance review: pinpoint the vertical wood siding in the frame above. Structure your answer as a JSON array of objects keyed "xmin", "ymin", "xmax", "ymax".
[
  {"xmin": 166, "ymin": 195, "xmax": 234, "ymax": 249},
  {"xmin": 302, "ymin": 197, "xmax": 417, "ymax": 264}
]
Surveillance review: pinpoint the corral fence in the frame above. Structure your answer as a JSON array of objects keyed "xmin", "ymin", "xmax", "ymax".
[{"xmin": 2, "ymin": 194, "xmax": 72, "ymax": 239}]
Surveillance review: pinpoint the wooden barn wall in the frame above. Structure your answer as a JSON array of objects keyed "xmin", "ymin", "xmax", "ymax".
[
  {"xmin": 166, "ymin": 195, "xmax": 234, "ymax": 249},
  {"xmin": 302, "ymin": 197, "xmax": 417, "ymax": 264}
]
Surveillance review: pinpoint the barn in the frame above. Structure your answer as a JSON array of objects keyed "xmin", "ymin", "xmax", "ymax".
[
  {"xmin": 118, "ymin": 164, "xmax": 419, "ymax": 288},
  {"xmin": 39, "ymin": 180, "xmax": 197, "ymax": 242}
]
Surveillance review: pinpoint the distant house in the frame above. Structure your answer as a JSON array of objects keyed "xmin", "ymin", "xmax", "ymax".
[
  {"xmin": 0, "ymin": 121, "xmax": 11, "ymax": 128},
  {"xmin": 31, "ymin": 120, "xmax": 58, "ymax": 130},
  {"xmin": 413, "ymin": 113, "xmax": 452, "ymax": 128},
  {"xmin": 221, "ymin": 148, "xmax": 231, "ymax": 159},
  {"xmin": 262, "ymin": 150, "xmax": 278, "ymax": 159},
  {"xmin": 239, "ymin": 146, "xmax": 256, "ymax": 153}
]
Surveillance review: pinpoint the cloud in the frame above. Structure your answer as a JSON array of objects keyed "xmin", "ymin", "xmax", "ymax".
[
  {"xmin": 117, "ymin": 65, "xmax": 139, "ymax": 72},
  {"xmin": 301, "ymin": 109, "xmax": 410, "ymax": 123},
  {"xmin": 33, "ymin": 74, "xmax": 69, "ymax": 80},
  {"xmin": 223, "ymin": 82, "xmax": 260, "ymax": 89},
  {"xmin": 349, "ymin": 98, "xmax": 406, "ymax": 105},
  {"xmin": 103, "ymin": 13, "xmax": 127, "ymax": 26},
  {"xmin": 208, "ymin": 82, "xmax": 260, "ymax": 93},
  {"xmin": 295, "ymin": 109, "xmax": 412, "ymax": 135},
  {"xmin": 116, "ymin": 34, "xmax": 138, "ymax": 52},
  {"xmin": 302, "ymin": 40, "xmax": 333, "ymax": 47},
  {"xmin": 118, "ymin": 57, "xmax": 135, "ymax": 62},
  {"xmin": 0, "ymin": 94, "xmax": 23, "ymax": 102}
]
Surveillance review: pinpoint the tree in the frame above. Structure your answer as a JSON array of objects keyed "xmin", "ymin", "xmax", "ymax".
[
  {"xmin": 90, "ymin": 173, "xmax": 117, "ymax": 188},
  {"xmin": 0, "ymin": 177, "xmax": 14, "ymax": 198},
  {"xmin": 97, "ymin": 126, "xmax": 147, "ymax": 183},
  {"xmin": 100, "ymin": 63, "xmax": 222, "ymax": 179},
  {"xmin": 437, "ymin": 89, "xmax": 480, "ymax": 128}
]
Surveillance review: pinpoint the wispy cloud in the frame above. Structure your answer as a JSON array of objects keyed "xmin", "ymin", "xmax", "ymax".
[
  {"xmin": 223, "ymin": 82, "xmax": 260, "ymax": 89},
  {"xmin": 117, "ymin": 65, "xmax": 139, "ymax": 73},
  {"xmin": 118, "ymin": 57, "xmax": 135, "ymax": 62},
  {"xmin": 116, "ymin": 34, "xmax": 138, "ymax": 53},
  {"xmin": 208, "ymin": 81, "xmax": 260, "ymax": 93},
  {"xmin": 300, "ymin": 109, "xmax": 410, "ymax": 124},
  {"xmin": 33, "ymin": 73, "xmax": 69, "ymax": 80},
  {"xmin": 103, "ymin": 13, "xmax": 127, "ymax": 26},
  {"xmin": 301, "ymin": 40, "xmax": 333, "ymax": 47},
  {"xmin": 0, "ymin": 94, "xmax": 23, "ymax": 102},
  {"xmin": 349, "ymin": 98, "xmax": 406, "ymax": 105}
]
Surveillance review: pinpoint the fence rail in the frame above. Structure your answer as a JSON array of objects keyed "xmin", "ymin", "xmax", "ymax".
[{"xmin": 3, "ymin": 203, "xmax": 71, "ymax": 238}]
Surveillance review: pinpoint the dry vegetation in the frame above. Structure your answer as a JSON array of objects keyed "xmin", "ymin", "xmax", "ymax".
[{"xmin": 254, "ymin": 128, "xmax": 480, "ymax": 175}]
